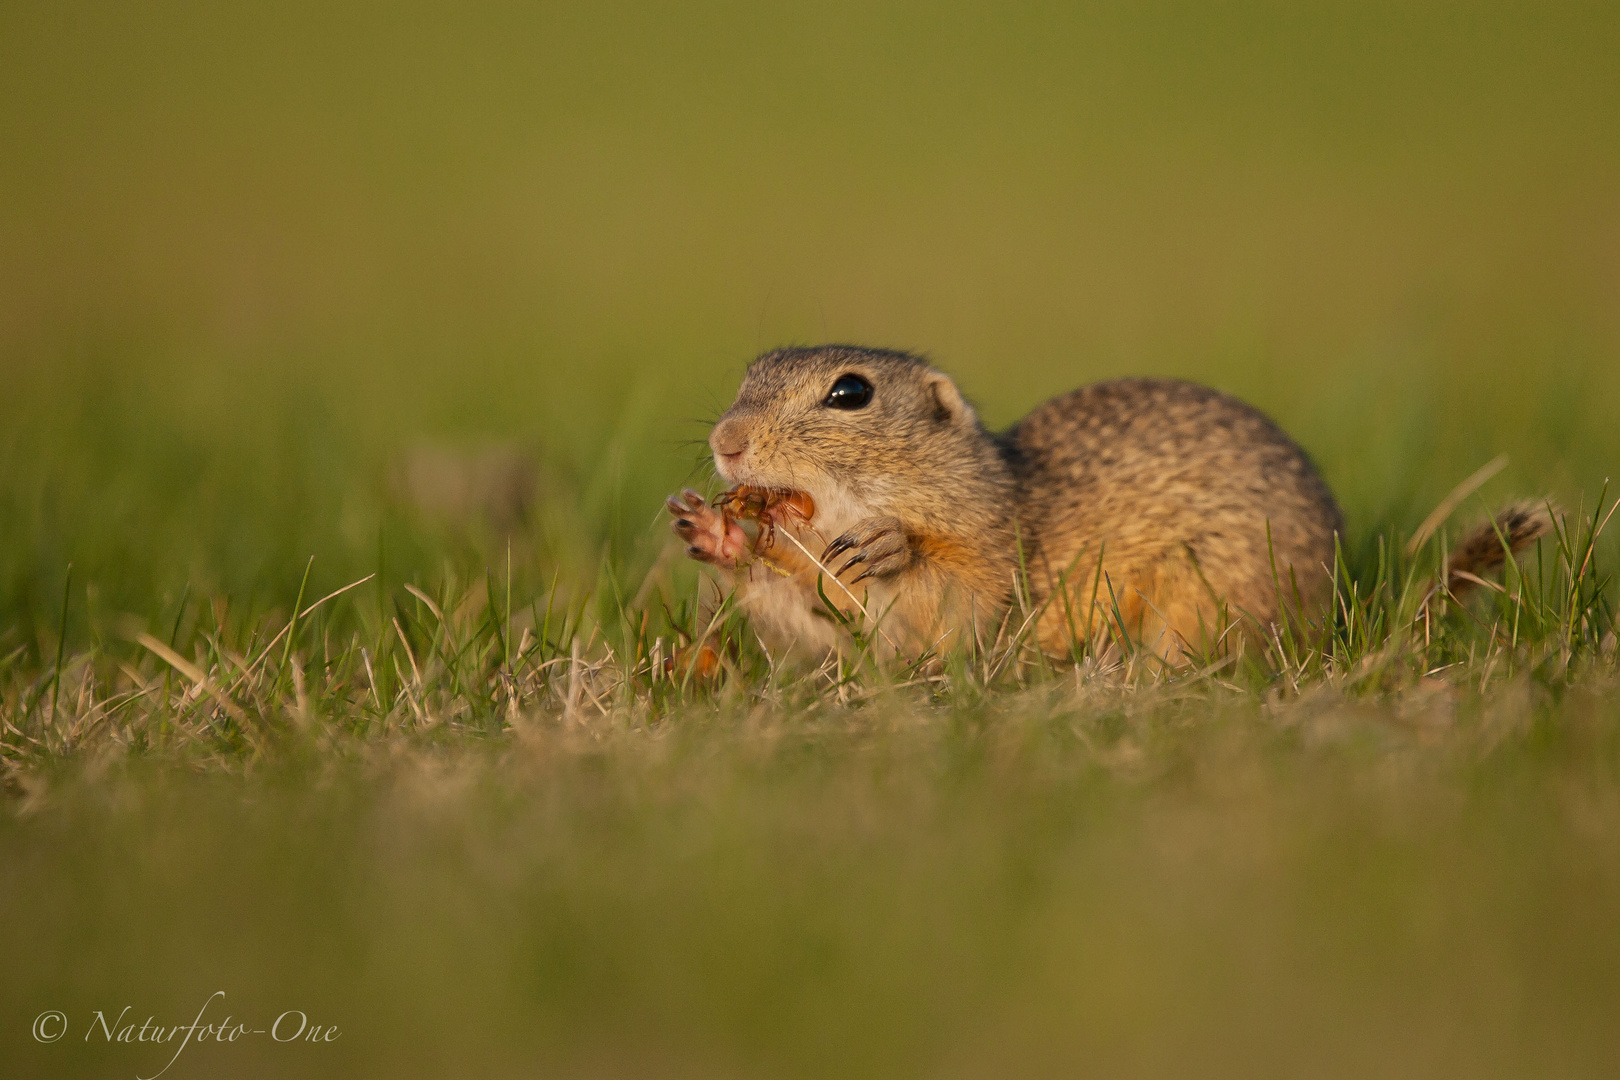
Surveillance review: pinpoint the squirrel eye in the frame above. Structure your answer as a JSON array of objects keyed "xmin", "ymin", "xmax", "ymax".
[{"xmin": 823, "ymin": 373, "xmax": 873, "ymax": 410}]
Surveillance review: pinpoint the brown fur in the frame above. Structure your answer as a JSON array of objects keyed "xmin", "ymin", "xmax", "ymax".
[
  {"xmin": 671, "ymin": 345, "xmax": 1345, "ymax": 664},
  {"xmin": 1440, "ymin": 500, "xmax": 1557, "ymax": 598},
  {"xmin": 1011, "ymin": 378, "xmax": 1343, "ymax": 660}
]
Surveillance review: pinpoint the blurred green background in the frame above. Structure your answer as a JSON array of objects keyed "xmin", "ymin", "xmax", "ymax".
[{"xmin": 2, "ymin": 0, "xmax": 1617, "ymax": 643}]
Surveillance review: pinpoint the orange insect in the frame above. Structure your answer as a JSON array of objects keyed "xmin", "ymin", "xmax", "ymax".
[
  {"xmin": 662, "ymin": 641, "xmax": 724, "ymax": 682},
  {"xmin": 712, "ymin": 484, "xmax": 816, "ymax": 553}
]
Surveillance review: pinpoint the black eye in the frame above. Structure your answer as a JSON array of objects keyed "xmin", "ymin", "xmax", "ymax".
[{"xmin": 823, "ymin": 373, "xmax": 873, "ymax": 410}]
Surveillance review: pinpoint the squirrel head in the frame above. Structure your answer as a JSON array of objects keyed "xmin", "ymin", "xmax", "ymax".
[{"xmin": 708, "ymin": 345, "xmax": 993, "ymax": 526}]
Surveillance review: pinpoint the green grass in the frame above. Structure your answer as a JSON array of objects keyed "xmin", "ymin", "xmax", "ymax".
[
  {"xmin": 5, "ymin": 0, "xmax": 1620, "ymax": 1075},
  {"xmin": 8, "ymin": 647, "xmax": 1620, "ymax": 1077},
  {"xmin": 2, "ymin": 482, "xmax": 1616, "ymax": 1077}
]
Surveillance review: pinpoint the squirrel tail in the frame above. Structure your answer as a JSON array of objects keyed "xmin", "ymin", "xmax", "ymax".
[{"xmin": 1440, "ymin": 500, "xmax": 1558, "ymax": 599}]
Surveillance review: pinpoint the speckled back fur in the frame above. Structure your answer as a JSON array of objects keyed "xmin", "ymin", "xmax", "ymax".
[{"xmin": 1008, "ymin": 378, "xmax": 1343, "ymax": 656}]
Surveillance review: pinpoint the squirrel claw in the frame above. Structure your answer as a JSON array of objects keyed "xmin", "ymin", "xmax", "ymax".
[
  {"xmin": 666, "ymin": 489, "xmax": 749, "ymax": 568},
  {"xmin": 824, "ymin": 535, "xmax": 856, "ymax": 561},
  {"xmin": 824, "ymin": 516, "xmax": 912, "ymax": 583}
]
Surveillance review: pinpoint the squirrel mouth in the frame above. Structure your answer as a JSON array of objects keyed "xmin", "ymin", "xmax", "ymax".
[
  {"xmin": 711, "ymin": 453, "xmax": 746, "ymax": 487},
  {"xmin": 713, "ymin": 455, "xmax": 780, "ymax": 491}
]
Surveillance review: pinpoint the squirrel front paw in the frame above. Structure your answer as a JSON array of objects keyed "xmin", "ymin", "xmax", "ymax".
[
  {"xmin": 823, "ymin": 516, "xmax": 914, "ymax": 584},
  {"xmin": 666, "ymin": 489, "xmax": 750, "ymax": 569}
]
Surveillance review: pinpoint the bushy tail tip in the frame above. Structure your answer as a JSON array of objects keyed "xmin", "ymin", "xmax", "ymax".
[{"xmin": 1443, "ymin": 500, "xmax": 1559, "ymax": 597}]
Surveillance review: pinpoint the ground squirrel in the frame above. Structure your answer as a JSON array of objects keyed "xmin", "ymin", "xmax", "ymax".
[{"xmin": 667, "ymin": 345, "xmax": 1545, "ymax": 665}]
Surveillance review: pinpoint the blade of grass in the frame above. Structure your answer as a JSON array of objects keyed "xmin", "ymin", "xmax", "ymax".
[{"xmin": 49, "ymin": 564, "xmax": 73, "ymax": 723}]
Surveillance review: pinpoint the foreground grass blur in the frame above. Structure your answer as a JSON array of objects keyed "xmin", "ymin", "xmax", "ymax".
[{"xmin": 8, "ymin": 671, "xmax": 1620, "ymax": 1078}]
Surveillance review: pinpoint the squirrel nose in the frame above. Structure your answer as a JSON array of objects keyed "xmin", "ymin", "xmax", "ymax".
[{"xmin": 710, "ymin": 417, "xmax": 751, "ymax": 460}]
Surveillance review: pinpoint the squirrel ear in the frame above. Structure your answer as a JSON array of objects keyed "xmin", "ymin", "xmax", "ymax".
[{"xmin": 925, "ymin": 371, "xmax": 976, "ymax": 426}]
